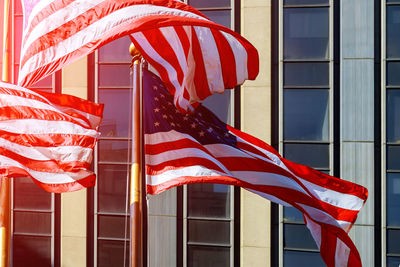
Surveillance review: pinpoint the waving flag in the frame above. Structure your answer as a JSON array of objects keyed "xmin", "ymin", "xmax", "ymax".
[
  {"xmin": 19, "ymin": 0, "xmax": 258, "ymax": 112},
  {"xmin": 143, "ymin": 69, "xmax": 368, "ymax": 267},
  {"xmin": 0, "ymin": 82, "xmax": 103, "ymax": 193}
]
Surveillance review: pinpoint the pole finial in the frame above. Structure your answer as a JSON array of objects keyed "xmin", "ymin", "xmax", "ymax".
[{"xmin": 129, "ymin": 43, "xmax": 141, "ymax": 65}]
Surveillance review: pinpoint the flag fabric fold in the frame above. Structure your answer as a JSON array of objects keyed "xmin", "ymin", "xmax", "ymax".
[
  {"xmin": 0, "ymin": 82, "xmax": 103, "ymax": 193},
  {"xmin": 19, "ymin": 0, "xmax": 258, "ymax": 112},
  {"xmin": 143, "ymin": 69, "xmax": 368, "ymax": 267}
]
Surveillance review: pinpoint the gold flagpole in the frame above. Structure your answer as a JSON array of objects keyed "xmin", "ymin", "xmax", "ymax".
[
  {"xmin": 0, "ymin": 0, "xmax": 11, "ymax": 266},
  {"xmin": 129, "ymin": 43, "xmax": 143, "ymax": 267}
]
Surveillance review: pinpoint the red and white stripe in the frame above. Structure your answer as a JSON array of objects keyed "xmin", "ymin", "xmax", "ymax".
[
  {"xmin": 0, "ymin": 82, "xmax": 103, "ymax": 193},
  {"xmin": 145, "ymin": 127, "xmax": 368, "ymax": 267},
  {"xmin": 19, "ymin": 0, "xmax": 258, "ymax": 111}
]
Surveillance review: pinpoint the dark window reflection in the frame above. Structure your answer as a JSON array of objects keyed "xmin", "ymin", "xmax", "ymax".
[
  {"xmin": 98, "ymin": 140, "xmax": 130, "ymax": 163},
  {"xmin": 202, "ymin": 10, "xmax": 231, "ymax": 28},
  {"xmin": 13, "ymin": 236, "xmax": 51, "ymax": 267},
  {"xmin": 284, "ymin": 0, "xmax": 328, "ymax": 5},
  {"xmin": 99, "ymin": 65, "xmax": 131, "ymax": 87},
  {"xmin": 98, "ymin": 215, "xmax": 129, "ymax": 239},
  {"xmin": 387, "ymin": 173, "xmax": 400, "ymax": 226},
  {"xmin": 284, "ymin": 250, "xmax": 325, "ymax": 267},
  {"xmin": 188, "ymin": 220, "xmax": 230, "ymax": 245},
  {"xmin": 387, "ymin": 90, "xmax": 400, "ymax": 143},
  {"xmin": 284, "ymin": 224, "xmax": 318, "ymax": 250},
  {"xmin": 14, "ymin": 179, "xmax": 51, "ymax": 210},
  {"xmin": 202, "ymin": 91, "xmax": 232, "ymax": 125},
  {"xmin": 284, "ymin": 8, "xmax": 329, "ymax": 59},
  {"xmin": 283, "ymin": 206, "xmax": 303, "ymax": 223},
  {"xmin": 188, "ymin": 0, "xmax": 230, "ymax": 9},
  {"xmin": 14, "ymin": 212, "xmax": 51, "ymax": 235},
  {"xmin": 284, "ymin": 89, "xmax": 329, "ymax": 141},
  {"xmin": 98, "ymin": 240, "xmax": 129, "ymax": 267},
  {"xmin": 387, "ymin": 6, "xmax": 400, "ymax": 58},
  {"xmin": 388, "ymin": 257, "xmax": 400, "ymax": 267},
  {"xmin": 188, "ymin": 183, "xmax": 230, "ymax": 219},
  {"xmin": 387, "ymin": 146, "xmax": 400, "ymax": 171},
  {"xmin": 284, "ymin": 62, "xmax": 329, "ymax": 87},
  {"xmin": 387, "ymin": 62, "xmax": 400, "ymax": 86},
  {"xmin": 99, "ymin": 36, "xmax": 132, "ymax": 63},
  {"xmin": 387, "ymin": 229, "xmax": 400, "ymax": 254},
  {"xmin": 98, "ymin": 165, "xmax": 129, "ymax": 213},
  {"xmin": 284, "ymin": 143, "xmax": 330, "ymax": 169},
  {"xmin": 187, "ymin": 246, "xmax": 230, "ymax": 267}
]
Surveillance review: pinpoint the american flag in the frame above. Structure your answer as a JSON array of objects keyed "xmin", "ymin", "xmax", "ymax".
[
  {"xmin": 143, "ymin": 69, "xmax": 368, "ymax": 267},
  {"xmin": 0, "ymin": 82, "xmax": 103, "ymax": 193},
  {"xmin": 19, "ymin": 0, "xmax": 258, "ymax": 112}
]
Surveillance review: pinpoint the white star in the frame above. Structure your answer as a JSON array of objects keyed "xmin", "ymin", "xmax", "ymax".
[
  {"xmin": 168, "ymin": 102, "xmax": 173, "ymax": 106},
  {"xmin": 199, "ymin": 131, "xmax": 205, "ymax": 137},
  {"xmin": 162, "ymin": 114, "xmax": 168, "ymax": 119},
  {"xmin": 183, "ymin": 116, "xmax": 189, "ymax": 121},
  {"xmin": 207, "ymin": 127, "xmax": 213, "ymax": 133},
  {"xmin": 153, "ymin": 86, "xmax": 158, "ymax": 90},
  {"xmin": 160, "ymin": 94, "xmax": 165, "ymax": 98},
  {"xmin": 170, "ymin": 122, "xmax": 176, "ymax": 127},
  {"xmin": 191, "ymin": 123, "xmax": 196, "ymax": 129},
  {"xmin": 154, "ymin": 97, "xmax": 159, "ymax": 101},
  {"xmin": 224, "ymin": 133, "xmax": 229, "ymax": 137},
  {"xmin": 154, "ymin": 122, "xmax": 160, "ymax": 127},
  {"xmin": 154, "ymin": 108, "xmax": 160, "ymax": 112}
]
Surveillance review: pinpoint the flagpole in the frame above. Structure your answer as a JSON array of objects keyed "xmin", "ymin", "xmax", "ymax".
[
  {"xmin": 129, "ymin": 43, "xmax": 143, "ymax": 267},
  {"xmin": 0, "ymin": 0, "xmax": 11, "ymax": 266}
]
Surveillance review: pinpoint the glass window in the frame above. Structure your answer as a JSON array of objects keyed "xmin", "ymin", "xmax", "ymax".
[
  {"xmin": 283, "ymin": 250, "xmax": 325, "ymax": 267},
  {"xmin": 14, "ymin": 212, "xmax": 51, "ymax": 235},
  {"xmin": 284, "ymin": 224, "xmax": 318, "ymax": 250},
  {"xmin": 188, "ymin": 0, "xmax": 231, "ymax": 9},
  {"xmin": 99, "ymin": 65, "xmax": 131, "ymax": 87},
  {"xmin": 387, "ymin": 229, "xmax": 400, "ymax": 254},
  {"xmin": 283, "ymin": 207, "xmax": 304, "ymax": 223},
  {"xmin": 284, "ymin": 0, "xmax": 329, "ymax": 5},
  {"xmin": 14, "ymin": 179, "xmax": 51, "ymax": 210},
  {"xmin": 202, "ymin": 91, "xmax": 232, "ymax": 126},
  {"xmin": 202, "ymin": 10, "xmax": 231, "ymax": 28},
  {"xmin": 387, "ymin": 6, "xmax": 400, "ymax": 58},
  {"xmin": 284, "ymin": 89, "xmax": 329, "ymax": 141},
  {"xmin": 284, "ymin": 62, "xmax": 329, "ymax": 87},
  {"xmin": 387, "ymin": 173, "xmax": 400, "ymax": 226},
  {"xmin": 99, "ymin": 36, "xmax": 132, "ymax": 63},
  {"xmin": 284, "ymin": 143, "xmax": 330, "ymax": 169},
  {"xmin": 187, "ymin": 246, "xmax": 230, "ymax": 267},
  {"xmin": 13, "ymin": 236, "xmax": 52, "ymax": 267},
  {"xmin": 387, "ymin": 90, "xmax": 400, "ymax": 143},
  {"xmin": 188, "ymin": 220, "xmax": 230, "ymax": 244},
  {"xmin": 387, "ymin": 146, "xmax": 400, "ymax": 171},
  {"xmin": 98, "ymin": 215, "xmax": 129, "ymax": 239},
  {"xmin": 98, "ymin": 240, "xmax": 129, "ymax": 267},
  {"xmin": 284, "ymin": 8, "xmax": 329, "ymax": 59},
  {"xmin": 387, "ymin": 62, "xmax": 400, "ymax": 86},
  {"xmin": 388, "ymin": 257, "xmax": 400, "ymax": 267},
  {"xmin": 98, "ymin": 140, "xmax": 130, "ymax": 163}
]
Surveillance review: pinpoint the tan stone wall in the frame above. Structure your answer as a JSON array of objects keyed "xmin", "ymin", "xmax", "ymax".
[
  {"xmin": 60, "ymin": 57, "xmax": 88, "ymax": 267},
  {"xmin": 240, "ymin": 0, "xmax": 272, "ymax": 266}
]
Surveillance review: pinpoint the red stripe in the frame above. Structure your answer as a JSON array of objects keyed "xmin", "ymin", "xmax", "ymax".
[
  {"xmin": 174, "ymin": 26, "xmax": 190, "ymax": 59},
  {"xmin": 0, "ymin": 130, "xmax": 97, "ymax": 148},
  {"xmin": 146, "ymin": 137, "xmax": 208, "ymax": 155},
  {"xmin": 210, "ymin": 29, "xmax": 237, "ymax": 89},
  {"xmin": 146, "ymin": 157, "xmax": 227, "ymax": 175}
]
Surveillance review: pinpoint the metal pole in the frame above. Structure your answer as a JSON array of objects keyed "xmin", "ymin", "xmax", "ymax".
[{"xmin": 129, "ymin": 43, "xmax": 142, "ymax": 267}]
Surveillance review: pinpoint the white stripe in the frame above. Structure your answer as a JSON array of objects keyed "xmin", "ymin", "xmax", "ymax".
[
  {"xmin": 0, "ymin": 119, "xmax": 98, "ymax": 136},
  {"xmin": 194, "ymin": 26, "xmax": 225, "ymax": 94},
  {"xmin": 335, "ymin": 238, "xmax": 351, "ymax": 267},
  {"xmin": 0, "ymin": 137, "xmax": 92, "ymax": 163},
  {"xmin": 246, "ymin": 188, "xmax": 292, "ymax": 207},
  {"xmin": 24, "ymin": 0, "xmax": 58, "ymax": 31},
  {"xmin": 0, "ymin": 155, "xmax": 91, "ymax": 184},
  {"xmin": 298, "ymin": 203, "xmax": 344, "ymax": 228},
  {"xmin": 147, "ymin": 165, "xmax": 227, "ymax": 186},
  {"xmin": 304, "ymin": 214, "xmax": 322, "ymax": 248},
  {"xmin": 146, "ymin": 129, "xmax": 198, "ymax": 145},
  {"xmin": 204, "ymin": 143, "xmax": 253, "ymax": 159},
  {"xmin": 0, "ymin": 82, "xmax": 51, "ymax": 101},
  {"xmin": 220, "ymin": 31, "xmax": 248, "ymax": 84}
]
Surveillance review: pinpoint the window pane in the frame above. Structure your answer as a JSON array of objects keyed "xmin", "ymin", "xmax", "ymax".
[
  {"xmin": 98, "ymin": 215, "xmax": 129, "ymax": 239},
  {"xmin": 188, "ymin": 0, "xmax": 231, "ymax": 8},
  {"xmin": 387, "ymin": 229, "xmax": 400, "ymax": 254},
  {"xmin": 13, "ymin": 236, "xmax": 51, "ymax": 267},
  {"xmin": 284, "ymin": 224, "xmax": 318, "ymax": 250},
  {"xmin": 387, "ymin": 62, "xmax": 400, "ymax": 86},
  {"xmin": 387, "ymin": 146, "xmax": 400, "ymax": 171},
  {"xmin": 187, "ymin": 246, "xmax": 230, "ymax": 267},
  {"xmin": 284, "ymin": 143, "xmax": 329, "ymax": 169},
  {"xmin": 14, "ymin": 212, "xmax": 51, "ymax": 235},
  {"xmin": 99, "ymin": 88, "xmax": 132, "ymax": 137},
  {"xmin": 188, "ymin": 220, "xmax": 230, "ymax": 245},
  {"xmin": 284, "ymin": 8, "xmax": 329, "ymax": 59},
  {"xmin": 283, "ymin": 207, "xmax": 303, "ymax": 223},
  {"xmin": 387, "ymin": 173, "xmax": 400, "ymax": 226},
  {"xmin": 14, "ymin": 16, "xmax": 23, "ymax": 63},
  {"xmin": 98, "ymin": 240, "xmax": 129, "ymax": 267},
  {"xmin": 98, "ymin": 140, "xmax": 130, "ymax": 163},
  {"xmin": 284, "ymin": 250, "xmax": 325, "ymax": 267},
  {"xmin": 284, "ymin": 0, "xmax": 328, "ymax": 5},
  {"xmin": 188, "ymin": 184, "xmax": 231, "ymax": 219},
  {"xmin": 284, "ymin": 62, "xmax": 329, "ymax": 87},
  {"xmin": 14, "ymin": 179, "xmax": 51, "ymax": 210},
  {"xmin": 387, "ymin": 6, "xmax": 400, "ymax": 58},
  {"xmin": 98, "ymin": 165, "xmax": 129, "ymax": 213},
  {"xmin": 388, "ymin": 257, "xmax": 400, "ymax": 267},
  {"xmin": 30, "ymin": 75, "xmax": 53, "ymax": 89},
  {"xmin": 99, "ymin": 65, "xmax": 131, "ymax": 87},
  {"xmin": 15, "ymin": 0, "xmax": 23, "ymax": 14},
  {"xmin": 202, "ymin": 10, "xmax": 231, "ymax": 28},
  {"xmin": 99, "ymin": 36, "xmax": 132, "ymax": 63},
  {"xmin": 387, "ymin": 90, "xmax": 400, "ymax": 143},
  {"xmin": 284, "ymin": 89, "xmax": 329, "ymax": 141},
  {"xmin": 202, "ymin": 91, "xmax": 232, "ymax": 124}
]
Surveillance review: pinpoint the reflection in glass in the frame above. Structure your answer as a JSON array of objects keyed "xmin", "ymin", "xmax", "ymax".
[
  {"xmin": 13, "ymin": 236, "xmax": 51, "ymax": 267},
  {"xmin": 387, "ymin": 229, "xmax": 400, "ymax": 254},
  {"xmin": 98, "ymin": 215, "xmax": 129, "ymax": 239},
  {"xmin": 98, "ymin": 140, "xmax": 130, "ymax": 163},
  {"xmin": 284, "ymin": 0, "xmax": 328, "ymax": 5},
  {"xmin": 284, "ymin": 143, "xmax": 329, "ymax": 169},
  {"xmin": 202, "ymin": 10, "xmax": 231, "ymax": 28},
  {"xmin": 187, "ymin": 246, "xmax": 230, "ymax": 267},
  {"xmin": 98, "ymin": 165, "xmax": 129, "ymax": 213},
  {"xmin": 387, "ymin": 146, "xmax": 400, "ymax": 171},
  {"xmin": 14, "ymin": 16, "xmax": 23, "ymax": 63},
  {"xmin": 387, "ymin": 6, "xmax": 400, "ymax": 58},
  {"xmin": 99, "ymin": 36, "xmax": 133, "ymax": 63},
  {"xmin": 99, "ymin": 88, "xmax": 132, "ymax": 137},
  {"xmin": 99, "ymin": 65, "xmax": 131, "ymax": 87},
  {"xmin": 388, "ymin": 257, "xmax": 400, "ymax": 267},
  {"xmin": 387, "ymin": 62, "xmax": 400, "ymax": 86},
  {"xmin": 14, "ymin": 212, "xmax": 51, "ymax": 235},
  {"xmin": 284, "ymin": 224, "xmax": 318, "ymax": 250},
  {"xmin": 188, "ymin": 220, "xmax": 230, "ymax": 245},
  {"xmin": 98, "ymin": 240, "xmax": 129, "ymax": 267},
  {"xmin": 283, "ymin": 207, "xmax": 303, "ymax": 223},
  {"xmin": 284, "ymin": 89, "xmax": 329, "ymax": 141},
  {"xmin": 188, "ymin": 183, "xmax": 231, "ymax": 218},
  {"xmin": 14, "ymin": 179, "xmax": 51, "ymax": 210},
  {"xmin": 387, "ymin": 90, "xmax": 400, "ymax": 143},
  {"xmin": 284, "ymin": 8, "xmax": 329, "ymax": 59},
  {"xmin": 202, "ymin": 91, "xmax": 232, "ymax": 124},
  {"xmin": 284, "ymin": 250, "xmax": 325, "ymax": 267},
  {"xmin": 188, "ymin": 0, "xmax": 230, "ymax": 9},
  {"xmin": 387, "ymin": 173, "xmax": 400, "ymax": 226},
  {"xmin": 284, "ymin": 62, "xmax": 329, "ymax": 87},
  {"xmin": 30, "ymin": 75, "xmax": 53, "ymax": 89}
]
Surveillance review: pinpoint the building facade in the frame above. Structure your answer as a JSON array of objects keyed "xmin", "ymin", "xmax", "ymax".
[{"xmin": 0, "ymin": 0, "xmax": 399, "ymax": 266}]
